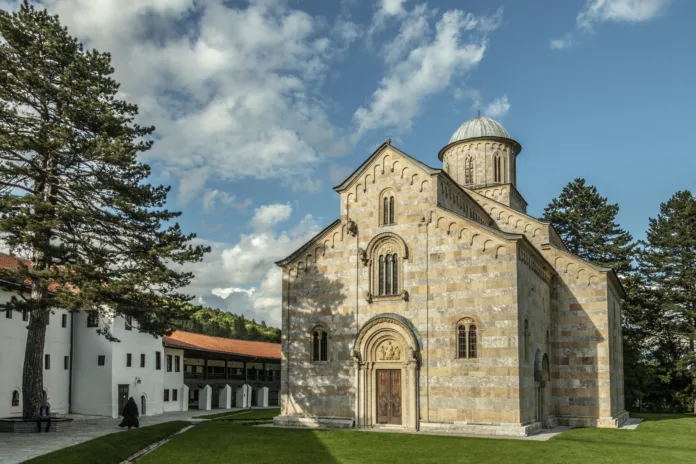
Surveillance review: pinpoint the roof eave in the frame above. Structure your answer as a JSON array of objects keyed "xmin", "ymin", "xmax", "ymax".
[{"xmin": 438, "ymin": 136, "xmax": 522, "ymax": 161}]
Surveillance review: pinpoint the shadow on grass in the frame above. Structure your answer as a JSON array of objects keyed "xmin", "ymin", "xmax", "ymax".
[{"xmin": 631, "ymin": 412, "xmax": 695, "ymax": 423}]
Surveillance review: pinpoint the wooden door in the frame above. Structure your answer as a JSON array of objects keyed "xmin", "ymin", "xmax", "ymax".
[
  {"xmin": 117, "ymin": 384, "xmax": 129, "ymax": 416},
  {"xmin": 376, "ymin": 369, "xmax": 402, "ymax": 425}
]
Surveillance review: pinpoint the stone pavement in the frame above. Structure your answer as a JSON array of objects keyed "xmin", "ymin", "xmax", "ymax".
[{"xmin": 0, "ymin": 408, "xmax": 246, "ymax": 464}]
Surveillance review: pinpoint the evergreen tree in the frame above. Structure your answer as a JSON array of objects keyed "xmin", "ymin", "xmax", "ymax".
[
  {"xmin": 0, "ymin": 3, "xmax": 209, "ymax": 418},
  {"xmin": 637, "ymin": 190, "xmax": 696, "ymax": 411},
  {"xmin": 543, "ymin": 178, "xmax": 635, "ymax": 275}
]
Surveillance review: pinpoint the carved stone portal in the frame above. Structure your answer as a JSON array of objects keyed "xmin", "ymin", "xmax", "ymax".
[{"xmin": 377, "ymin": 341, "xmax": 401, "ymax": 361}]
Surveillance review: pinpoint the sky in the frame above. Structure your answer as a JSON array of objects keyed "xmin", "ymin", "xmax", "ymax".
[{"xmin": 2, "ymin": 0, "xmax": 694, "ymax": 328}]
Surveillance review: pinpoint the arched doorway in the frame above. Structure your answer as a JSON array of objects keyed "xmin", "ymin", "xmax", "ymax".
[
  {"xmin": 534, "ymin": 350, "xmax": 551, "ymax": 427},
  {"xmin": 141, "ymin": 395, "xmax": 147, "ymax": 416},
  {"xmin": 353, "ymin": 314, "xmax": 420, "ymax": 430}
]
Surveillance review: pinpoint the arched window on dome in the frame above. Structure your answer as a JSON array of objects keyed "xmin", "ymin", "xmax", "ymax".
[
  {"xmin": 465, "ymin": 157, "xmax": 474, "ymax": 184},
  {"xmin": 494, "ymin": 153, "xmax": 502, "ymax": 182}
]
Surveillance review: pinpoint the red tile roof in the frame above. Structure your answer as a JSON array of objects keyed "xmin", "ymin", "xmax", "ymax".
[
  {"xmin": 164, "ymin": 330, "xmax": 281, "ymax": 360},
  {"xmin": 0, "ymin": 253, "xmax": 63, "ymax": 293}
]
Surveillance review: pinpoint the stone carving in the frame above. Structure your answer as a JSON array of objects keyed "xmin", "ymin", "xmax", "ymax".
[
  {"xmin": 378, "ymin": 341, "xmax": 401, "ymax": 361},
  {"xmin": 346, "ymin": 220, "xmax": 358, "ymax": 237},
  {"xmin": 358, "ymin": 248, "xmax": 369, "ymax": 266},
  {"xmin": 364, "ymin": 291, "xmax": 372, "ymax": 304}
]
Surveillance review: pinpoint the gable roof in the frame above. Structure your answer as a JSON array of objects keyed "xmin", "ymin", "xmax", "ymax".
[
  {"xmin": 275, "ymin": 219, "xmax": 341, "ymax": 267},
  {"xmin": 333, "ymin": 141, "xmax": 439, "ymax": 192},
  {"xmin": 164, "ymin": 330, "xmax": 281, "ymax": 360}
]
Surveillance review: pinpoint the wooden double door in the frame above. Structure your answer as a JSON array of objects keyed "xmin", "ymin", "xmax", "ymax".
[
  {"xmin": 376, "ymin": 369, "xmax": 402, "ymax": 425},
  {"xmin": 117, "ymin": 384, "xmax": 129, "ymax": 416}
]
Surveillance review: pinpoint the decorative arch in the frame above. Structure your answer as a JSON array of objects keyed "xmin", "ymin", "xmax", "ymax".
[
  {"xmin": 379, "ymin": 188, "xmax": 397, "ymax": 226},
  {"xmin": 455, "ymin": 316, "xmax": 480, "ymax": 360},
  {"xmin": 310, "ymin": 322, "xmax": 330, "ymax": 363},
  {"xmin": 353, "ymin": 314, "xmax": 420, "ymax": 429},
  {"xmin": 365, "ymin": 232, "xmax": 409, "ymax": 261}
]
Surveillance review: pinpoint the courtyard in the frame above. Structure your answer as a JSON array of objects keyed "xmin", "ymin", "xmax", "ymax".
[{"xmin": 12, "ymin": 410, "xmax": 696, "ymax": 464}]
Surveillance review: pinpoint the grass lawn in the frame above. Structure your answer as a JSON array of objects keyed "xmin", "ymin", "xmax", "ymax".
[
  {"xmin": 139, "ymin": 413, "xmax": 696, "ymax": 464},
  {"xmin": 193, "ymin": 407, "xmax": 280, "ymax": 421},
  {"xmin": 24, "ymin": 421, "xmax": 190, "ymax": 464}
]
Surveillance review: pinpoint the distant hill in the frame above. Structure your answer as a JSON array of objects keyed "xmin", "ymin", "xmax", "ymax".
[{"xmin": 175, "ymin": 305, "xmax": 280, "ymax": 343}]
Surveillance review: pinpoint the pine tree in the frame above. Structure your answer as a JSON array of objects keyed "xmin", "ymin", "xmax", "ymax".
[
  {"xmin": 637, "ymin": 190, "xmax": 696, "ymax": 411},
  {"xmin": 543, "ymin": 178, "xmax": 635, "ymax": 275},
  {"xmin": 0, "ymin": 2, "xmax": 209, "ymax": 418}
]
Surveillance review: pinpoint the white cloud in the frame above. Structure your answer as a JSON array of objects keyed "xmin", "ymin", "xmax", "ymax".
[
  {"xmin": 25, "ymin": 0, "xmax": 353, "ymax": 201},
  {"xmin": 250, "ymin": 203, "xmax": 293, "ymax": 232},
  {"xmin": 355, "ymin": 6, "xmax": 503, "ymax": 137},
  {"xmin": 552, "ymin": 0, "xmax": 668, "ymax": 49},
  {"xmin": 202, "ymin": 190, "xmax": 252, "ymax": 213},
  {"xmin": 483, "ymin": 95, "xmax": 510, "ymax": 119}
]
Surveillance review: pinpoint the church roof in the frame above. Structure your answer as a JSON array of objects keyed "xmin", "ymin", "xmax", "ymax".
[
  {"xmin": 275, "ymin": 219, "xmax": 341, "ymax": 267},
  {"xmin": 448, "ymin": 116, "xmax": 511, "ymax": 144},
  {"xmin": 333, "ymin": 141, "xmax": 439, "ymax": 192}
]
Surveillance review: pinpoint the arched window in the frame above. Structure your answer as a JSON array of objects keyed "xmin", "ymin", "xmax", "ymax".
[
  {"xmin": 312, "ymin": 331, "xmax": 320, "ymax": 361},
  {"xmin": 378, "ymin": 253, "xmax": 400, "ymax": 296},
  {"xmin": 380, "ymin": 192, "xmax": 396, "ymax": 225},
  {"xmin": 11, "ymin": 390, "xmax": 19, "ymax": 407},
  {"xmin": 391, "ymin": 254, "xmax": 398, "ymax": 294},
  {"xmin": 494, "ymin": 153, "xmax": 502, "ymax": 182},
  {"xmin": 457, "ymin": 326, "xmax": 467, "ymax": 359},
  {"xmin": 465, "ymin": 157, "xmax": 474, "ymax": 184},
  {"xmin": 385, "ymin": 254, "xmax": 392, "ymax": 295},
  {"xmin": 456, "ymin": 320, "xmax": 478, "ymax": 359},
  {"xmin": 378, "ymin": 256, "xmax": 385, "ymax": 296},
  {"xmin": 312, "ymin": 328, "xmax": 329, "ymax": 362},
  {"xmin": 468, "ymin": 325, "xmax": 477, "ymax": 359},
  {"xmin": 389, "ymin": 196, "xmax": 394, "ymax": 224},
  {"xmin": 383, "ymin": 197, "xmax": 389, "ymax": 224},
  {"xmin": 367, "ymin": 233, "xmax": 406, "ymax": 300}
]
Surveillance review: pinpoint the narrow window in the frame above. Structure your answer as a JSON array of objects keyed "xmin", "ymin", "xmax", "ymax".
[
  {"xmin": 172, "ymin": 389, "xmax": 178, "ymax": 402},
  {"xmin": 164, "ymin": 389, "xmax": 169, "ymax": 402},
  {"xmin": 125, "ymin": 315, "xmax": 133, "ymax": 331},
  {"xmin": 320, "ymin": 332, "xmax": 328, "ymax": 361},
  {"xmin": 127, "ymin": 353, "xmax": 132, "ymax": 367},
  {"xmin": 378, "ymin": 255, "xmax": 385, "ymax": 296},
  {"xmin": 465, "ymin": 157, "xmax": 474, "ymax": 184},
  {"xmin": 22, "ymin": 310, "xmax": 29, "ymax": 321},
  {"xmin": 44, "ymin": 354, "xmax": 50, "ymax": 370},
  {"xmin": 494, "ymin": 154, "xmax": 501, "ymax": 182},
  {"xmin": 167, "ymin": 355, "xmax": 172, "ymax": 372},
  {"xmin": 87, "ymin": 310, "xmax": 98, "ymax": 328},
  {"xmin": 385, "ymin": 254, "xmax": 392, "ymax": 295},
  {"xmin": 312, "ymin": 332, "xmax": 319, "ymax": 361},
  {"xmin": 524, "ymin": 320, "xmax": 530, "ymax": 363},
  {"xmin": 458, "ymin": 325, "xmax": 467, "ymax": 359},
  {"xmin": 61, "ymin": 314, "xmax": 67, "ymax": 328},
  {"xmin": 12, "ymin": 390, "xmax": 19, "ymax": 407},
  {"xmin": 98, "ymin": 355, "xmax": 105, "ymax": 366},
  {"xmin": 140, "ymin": 353, "xmax": 146, "ymax": 368},
  {"xmin": 175, "ymin": 356, "xmax": 181, "ymax": 372},
  {"xmin": 383, "ymin": 197, "xmax": 389, "ymax": 225},
  {"xmin": 468, "ymin": 325, "xmax": 477, "ymax": 359},
  {"xmin": 155, "ymin": 351, "xmax": 162, "ymax": 370},
  {"xmin": 389, "ymin": 196, "xmax": 394, "ymax": 224},
  {"xmin": 392, "ymin": 254, "xmax": 398, "ymax": 294},
  {"xmin": 5, "ymin": 309, "xmax": 11, "ymax": 319},
  {"xmin": 64, "ymin": 356, "xmax": 69, "ymax": 370}
]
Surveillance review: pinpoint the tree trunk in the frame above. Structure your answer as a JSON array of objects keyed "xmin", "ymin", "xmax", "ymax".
[{"xmin": 22, "ymin": 288, "xmax": 49, "ymax": 419}]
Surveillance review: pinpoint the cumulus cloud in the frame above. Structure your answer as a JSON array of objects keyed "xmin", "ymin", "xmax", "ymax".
[
  {"xmin": 250, "ymin": 203, "xmax": 293, "ymax": 232},
  {"xmin": 483, "ymin": 95, "xmax": 510, "ymax": 119},
  {"xmin": 355, "ymin": 5, "xmax": 503, "ymax": 137},
  {"xmin": 551, "ymin": 0, "xmax": 669, "ymax": 49},
  {"xmin": 201, "ymin": 190, "xmax": 252, "ymax": 213}
]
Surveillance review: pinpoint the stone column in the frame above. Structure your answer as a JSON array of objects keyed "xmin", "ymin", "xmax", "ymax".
[
  {"xmin": 407, "ymin": 360, "xmax": 417, "ymax": 430},
  {"xmin": 180, "ymin": 385, "xmax": 190, "ymax": 412},
  {"xmin": 198, "ymin": 385, "xmax": 212, "ymax": 411},
  {"xmin": 353, "ymin": 358, "xmax": 360, "ymax": 428},
  {"xmin": 257, "ymin": 387, "xmax": 269, "ymax": 407},
  {"xmin": 219, "ymin": 385, "xmax": 232, "ymax": 409}
]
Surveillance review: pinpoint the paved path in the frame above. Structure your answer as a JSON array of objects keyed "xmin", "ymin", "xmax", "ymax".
[{"xmin": 0, "ymin": 409, "xmax": 247, "ymax": 464}]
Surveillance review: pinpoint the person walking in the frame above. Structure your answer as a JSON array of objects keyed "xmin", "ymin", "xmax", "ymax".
[{"xmin": 118, "ymin": 397, "xmax": 139, "ymax": 430}]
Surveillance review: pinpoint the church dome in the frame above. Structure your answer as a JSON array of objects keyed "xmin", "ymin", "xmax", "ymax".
[{"xmin": 448, "ymin": 116, "xmax": 511, "ymax": 144}]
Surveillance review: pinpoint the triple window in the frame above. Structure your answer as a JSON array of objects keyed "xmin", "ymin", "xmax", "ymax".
[
  {"xmin": 378, "ymin": 254, "xmax": 399, "ymax": 296},
  {"xmin": 312, "ymin": 330, "xmax": 328, "ymax": 362},
  {"xmin": 457, "ymin": 323, "xmax": 478, "ymax": 359}
]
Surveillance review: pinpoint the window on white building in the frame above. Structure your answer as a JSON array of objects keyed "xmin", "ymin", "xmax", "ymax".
[
  {"xmin": 64, "ymin": 356, "xmax": 69, "ymax": 370},
  {"xmin": 140, "ymin": 353, "xmax": 146, "ymax": 368},
  {"xmin": 172, "ymin": 389, "xmax": 178, "ymax": 402},
  {"xmin": 163, "ymin": 389, "xmax": 169, "ymax": 402},
  {"xmin": 126, "ymin": 353, "xmax": 132, "ymax": 367},
  {"xmin": 98, "ymin": 355, "xmax": 105, "ymax": 366},
  {"xmin": 166, "ymin": 354, "xmax": 172, "ymax": 372},
  {"xmin": 61, "ymin": 314, "xmax": 67, "ymax": 328},
  {"xmin": 44, "ymin": 354, "xmax": 50, "ymax": 370},
  {"xmin": 175, "ymin": 356, "xmax": 181, "ymax": 372},
  {"xmin": 87, "ymin": 310, "xmax": 98, "ymax": 328},
  {"xmin": 155, "ymin": 351, "xmax": 162, "ymax": 370}
]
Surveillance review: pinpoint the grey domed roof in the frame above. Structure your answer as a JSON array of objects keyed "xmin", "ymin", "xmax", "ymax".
[{"xmin": 448, "ymin": 116, "xmax": 511, "ymax": 144}]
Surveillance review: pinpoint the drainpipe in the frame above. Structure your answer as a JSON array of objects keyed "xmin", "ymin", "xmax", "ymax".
[{"xmin": 68, "ymin": 310, "xmax": 75, "ymax": 413}]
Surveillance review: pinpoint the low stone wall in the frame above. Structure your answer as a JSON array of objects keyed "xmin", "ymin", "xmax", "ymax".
[
  {"xmin": 419, "ymin": 421, "xmax": 542, "ymax": 437},
  {"xmin": 556, "ymin": 411, "xmax": 629, "ymax": 429},
  {"xmin": 0, "ymin": 418, "xmax": 73, "ymax": 433}
]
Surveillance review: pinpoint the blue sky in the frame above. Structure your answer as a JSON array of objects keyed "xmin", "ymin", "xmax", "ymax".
[{"xmin": 3, "ymin": 0, "xmax": 694, "ymax": 327}]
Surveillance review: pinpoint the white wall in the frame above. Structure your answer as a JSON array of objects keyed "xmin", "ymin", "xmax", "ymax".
[
  {"xmin": 0, "ymin": 289, "xmax": 71, "ymax": 418},
  {"xmin": 163, "ymin": 348, "xmax": 184, "ymax": 412}
]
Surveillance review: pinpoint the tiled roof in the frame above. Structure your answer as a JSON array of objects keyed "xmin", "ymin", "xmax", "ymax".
[
  {"xmin": 164, "ymin": 330, "xmax": 281, "ymax": 360},
  {"xmin": 0, "ymin": 253, "xmax": 61, "ymax": 293}
]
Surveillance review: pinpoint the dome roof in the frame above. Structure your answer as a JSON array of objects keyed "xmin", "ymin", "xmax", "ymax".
[{"xmin": 448, "ymin": 116, "xmax": 511, "ymax": 144}]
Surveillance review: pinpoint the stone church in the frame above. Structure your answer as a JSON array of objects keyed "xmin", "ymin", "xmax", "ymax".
[{"xmin": 274, "ymin": 116, "xmax": 627, "ymax": 436}]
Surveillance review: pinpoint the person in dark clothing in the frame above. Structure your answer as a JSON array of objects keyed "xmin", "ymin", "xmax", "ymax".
[
  {"xmin": 36, "ymin": 400, "xmax": 51, "ymax": 432},
  {"xmin": 118, "ymin": 397, "xmax": 139, "ymax": 429}
]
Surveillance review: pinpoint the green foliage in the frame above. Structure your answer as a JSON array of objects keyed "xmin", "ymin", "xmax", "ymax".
[
  {"xmin": 0, "ymin": 2, "xmax": 209, "ymax": 417},
  {"xmin": 634, "ymin": 190, "xmax": 696, "ymax": 412},
  {"xmin": 543, "ymin": 178, "xmax": 635, "ymax": 275},
  {"xmin": 176, "ymin": 304, "xmax": 280, "ymax": 343},
  {"xmin": 25, "ymin": 421, "xmax": 190, "ymax": 464}
]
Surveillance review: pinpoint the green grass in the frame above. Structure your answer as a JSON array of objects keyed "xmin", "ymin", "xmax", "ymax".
[
  {"xmin": 139, "ymin": 413, "xmax": 696, "ymax": 464},
  {"xmin": 25, "ymin": 421, "xmax": 190, "ymax": 464},
  {"xmin": 193, "ymin": 407, "xmax": 280, "ymax": 421}
]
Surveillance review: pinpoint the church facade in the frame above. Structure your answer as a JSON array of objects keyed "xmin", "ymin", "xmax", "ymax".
[{"xmin": 274, "ymin": 116, "xmax": 627, "ymax": 436}]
